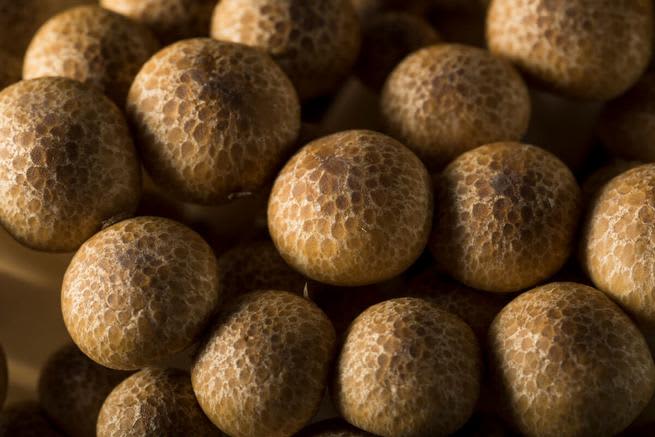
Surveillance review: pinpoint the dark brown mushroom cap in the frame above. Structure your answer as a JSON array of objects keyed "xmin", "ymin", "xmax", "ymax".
[
  {"xmin": 211, "ymin": 0, "xmax": 361, "ymax": 101},
  {"xmin": 38, "ymin": 343, "xmax": 131, "ymax": 437},
  {"xmin": 0, "ymin": 401, "xmax": 64, "ymax": 437},
  {"xmin": 0, "ymin": 77, "xmax": 141, "ymax": 252},
  {"xmin": 430, "ymin": 142, "xmax": 582, "ymax": 293},
  {"xmin": 489, "ymin": 282, "xmax": 655, "ymax": 436},
  {"xmin": 192, "ymin": 290, "xmax": 337, "ymax": 437},
  {"xmin": 97, "ymin": 368, "xmax": 223, "ymax": 437},
  {"xmin": 127, "ymin": 38, "xmax": 301, "ymax": 205},
  {"xmin": 381, "ymin": 44, "xmax": 530, "ymax": 170},
  {"xmin": 487, "ymin": 0, "xmax": 653, "ymax": 100},
  {"xmin": 61, "ymin": 216, "xmax": 220, "ymax": 370},
  {"xmin": 333, "ymin": 297, "xmax": 481, "ymax": 437},
  {"xmin": 99, "ymin": 0, "xmax": 216, "ymax": 44},
  {"xmin": 268, "ymin": 130, "xmax": 433, "ymax": 286},
  {"xmin": 23, "ymin": 5, "xmax": 160, "ymax": 106}
]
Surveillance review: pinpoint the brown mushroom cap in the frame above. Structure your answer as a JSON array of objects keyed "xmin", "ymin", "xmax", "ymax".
[
  {"xmin": 0, "ymin": 344, "xmax": 6, "ymax": 409},
  {"xmin": 0, "ymin": 49, "xmax": 20, "ymax": 90},
  {"xmin": 295, "ymin": 417, "xmax": 376, "ymax": 437},
  {"xmin": 61, "ymin": 216, "xmax": 220, "ymax": 370},
  {"xmin": 192, "ymin": 290, "xmax": 336, "ymax": 437},
  {"xmin": 99, "ymin": 0, "xmax": 216, "ymax": 44},
  {"xmin": 268, "ymin": 130, "xmax": 433, "ymax": 286},
  {"xmin": 598, "ymin": 72, "xmax": 655, "ymax": 162},
  {"xmin": 0, "ymin": 401, "xmax": 64, "ymax": 437},
  {"xmin": 0, "ymin": 0, "xmax": 94, "ymax": 59},
  {"xmin": 0, "ymin": 77, "xmax": 141, "ymax": 252},
  {"xmin": 97, "ymin": 368, "xmax": 222, "ymax": 437},
  {"xmin": 211, "ymin": 0, "xmax": 361, "ymax": 101},
  {"xmin": 581, "ymin": 159, "xmax": 643, "ymax": 204},
  {"xmin": 37, "ymin": 343, "xmax": 131, "ymax": 437},
  {"xmin": 489, "ymin": 282, "xmax": 655, "ymax": 436},
  {"xmin": 582, "ymin": 163, "xmax": 655, "ymax": 341},
  {"xmin": 217, "ymin": 240, "xmax": 307, "ymax": 302},
  {"xmin": 487, "ymin": 0, "xmax": 653, "ymax": 100},
  {"xmin": 23, "ymin": 5, "xmax": 160, "ymax": 106},
  {"xmin": 430, "ymin": 142, "xmax": 582, "ymax": 293},
  {"xmin": 333, "ymin": 297, "xmax": 481, "ymax": 436},
  {"xmin": 381, "ymin": 44, "xmax": 530, "ymax": 170},
  {"xmin": 355, "ymin": 12, "xmax": 441, "ymax": 91},
  {"xmin": 127, "ymin": 38, "xmax": 301, "ymax": 205}
]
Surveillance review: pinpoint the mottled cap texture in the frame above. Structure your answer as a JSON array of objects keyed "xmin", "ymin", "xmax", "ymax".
[
  {"xmin": 217, "ymin": 239, "xmax": 307, "ymax": 302},
  {"xmin": 268, "ymin": 130, "xmax": 433, "ymax": 286},
  {"xmin": 61, "ymin": 216, "xmax": 220, "ymax": 370},
  {"xmin": 430, "ymin": 142, "xmax": 582, "ymax": 293},
  {"xmin": 127, "ymin": 38, "xmax": 301, "ymax": 205},
  {"xmin": 0, "ymin": 344, "xmax": 6, "ymax": 409},
  {"xmin": 0, "ymin": 49, "xmax": 20, "ymax": 90},
  {"xmin": 295, "ymin": 418, "xmax": 377, "ymax": 437},
  {"xmin": 192, "ymin": 290, "xmax": 337, "ymax": 437},
  {"xmin": 100, "ymin": 0, "xmax": 217, "ymax": 44},
  {"xmin": 355, "ymin": 12, "xmax": 441, "ymax": 91},
  {"xmin": 0, "ymin": 401, "xmax": 64, "ymax": 437},
  {"xmin": 0, "ymin": 77, "xmax": 141, "ymax": 252},
  {"xmin": 23, "ymin": 5, "xmax": 160, "ymax": 106},
  {"xmin": 38, "ymin": 343, "xmax": 131, "ymax": 437},
  {"xmin": 0, "ymin": 0, "xmax": 94, "ymax": 58},
  {"xmin": 211, "ymin": 0, "xmax": 361, "ymax": 100},
  {"xmin": 381, "ymin": 44, "xmax": 530, "ymax": 170},
  {"xmin": 582, "ymin": 164, "xmax": 655, "ymax": 344},
  {"xmin": 97, "ymin": 368, "xmax": 222, "ymax": 437},
  {"xmin": 487, "ymin": 0, "xmax": 653, "ymax": 100},
  {"xmin": 598, "ymin": 72, "xmax": 655, "ymax": 162},
  {"xmin": 333, "ymin": 297, "xmax": 481, "ymax": 437},
  {"xmin": 489, "ymin": 282, "xmax": 655, "ymax": 436}
]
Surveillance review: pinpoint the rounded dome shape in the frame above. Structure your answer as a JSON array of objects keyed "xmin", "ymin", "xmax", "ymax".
[{"xmin": 127, "ymin": 38, "xmax": 300, "ymax": 205}]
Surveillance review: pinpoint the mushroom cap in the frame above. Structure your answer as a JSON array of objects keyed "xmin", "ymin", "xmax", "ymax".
[
  {"xmin": 581, "ymin": 159, "xmax": 643, "ymax": 204},
  {"xmin": 488, "ymin": 282, "xmax": 655, "ymax": 436},
  {"xmin": 487, "ymin": 0, "xmax": 653, "ymax": 100},
  {"xmin": 38, "ymin": 343, "xmax": 131, "ymax": 437},
  {"xmin": 217, "ymin": 240, "xmax": 307, "ymax": 302},
  {"xmin": 355, "ymin": 12, "xmax": 441, "ymax": 91},
  {"xmin": 192, "ymin": 290, "xmax": 336, "ymax": 437},
  {"xmin": 97, "ymin": 368, "xmax": 222, "ymax": 437},
  {"xmin": 99, "ymin": 0, "xmax": 216, "ymax": 44},
  {"xmin": 268, "ymin": 129, "xmax": 433, "ymax": 286},
  {"xmin": 430, "ymin": 142, "xmax": 582, "ymax": 293},
  {"xmin": 0, "ymin": 401, "xmax": 64, "ymax": 437},
  {"xmin": 582, "ymin": 163, "xmax": 655, "ymax": 336},
  {"xmin": 0, "ymin": 77, "xmax": 141, "ymax": 252},
  {"xmin": 61, "ymin": 216, "xmax": 220, "ymax": 370},
  {"xmin": 23, "ymin": 5, "xmax": 159, "ymax": 106},
  {"xmin": 381, "ymin": 44, "xmax": 530, "ymax": 170},
  {"xmin": 333, "ymin": 297, "xmax": 481, "ymax": 437},
  {"xmin": 127, "ymin": 38, "xmax": 301, "ymax": 205},
  {"xmin": 211, "ymin": 0, "xmax": 360, "ymax": 100},
  {"xmin": 598, "ymin": 72, "xmax": 655, "ymax": 162}
]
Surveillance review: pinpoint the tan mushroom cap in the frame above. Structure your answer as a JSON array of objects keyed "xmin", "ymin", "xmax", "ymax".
[
  {"xmin": 381, "ymin": 44, "xmax": 530, "ymax": 170},
  {"xmin": 0, "ymin": 402, "xmax": 64, "ymax": 437},
  {"xmin": 217, "ymin": 240, "xmax": 307, "ymax": 302},
  {"xmin": 333, "ymin": 297, "xmax": 481, "ymax": 437},
  {"xmin": 268, "ymin": 130, "xmax": 433, "ymax": 286},
  {"xmin": 489, "ymin": 282, "xmax": 655, "ymax": 436},
  {"xmin": 355, "ymin": 12, "xmax": 441, "ymax": 91},
  {"xmin": 192, "ymin": 290, "xmax": 336, "ymax": 437},
  {"xmin": 0, "ymin": 0, "xmax": 94, "ymax": 59},
  {"xmin": 211, "ymin": 0, "xmax": 361, "ymax": 101},
  {"xmin": 598, "ymin": 72, "xmax": 655, "ymax": 162},
  {"xmin": 582, "ymin": 164, "xmax": 655, "ymax": 341},
  {"xmin": 0, "ymin": 49, "xmax": 20, "ymax": 91},
  {"xmin": 0, "ymin": 77, "xmax": 141, "ymax": 252},
  {"xmin": 23, "ymin": 5, "xmax": 159, "ymax": 106},
  {"xmin": 97, "ymin": 368, "xmax": 222, "ymax": 437},
  {"xmin": 99, "ymin": 0, "xmax": 216, "ymax": 44},
  {"xmin": 61, "ymin": 216, "xmax": 220, "ymax": 370},
  {"xmin": 127, "ymin": 38, "xmax": 301, "ymax": 205},
  {"xmin": 581, "ymin": 159, "xmax": 643, "ymax": 204},
  {"xmin": 38, "ymin": 343, "xmax": 131, "ymax": 437},
  {"xmin": 430, "ymin": 142, "xmax": 582, "ymax": 293},
  {"xmin": 0, "ymin": 344, "xmax": 6, "ymax": 409},
  {"xmin": 487, "ymin": 0, "xmax": 653, "ymax": 101}
]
